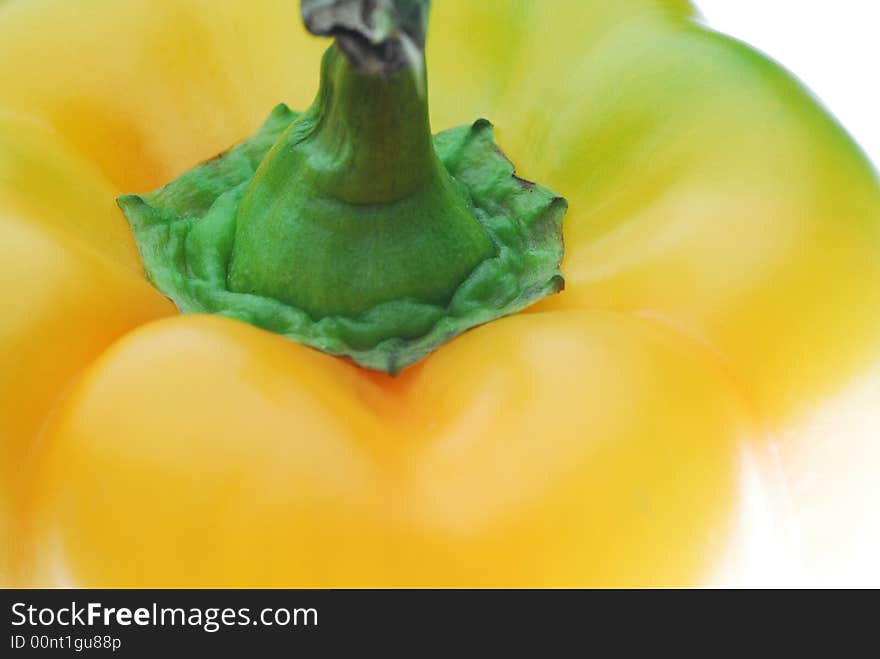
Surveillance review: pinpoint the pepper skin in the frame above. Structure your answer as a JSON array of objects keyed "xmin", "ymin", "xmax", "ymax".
[{"xmin": 1, "ymin": 0, "xmax": 879, "ymax": 587}]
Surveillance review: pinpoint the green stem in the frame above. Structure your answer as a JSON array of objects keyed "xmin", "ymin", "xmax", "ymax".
[
  {"xmin": 303, "ymin": 45, "xmax": 437, "ymax": 204},
  {"xmin": 228, "ymin": 1, "xmax": 496, "ymax": 319}
]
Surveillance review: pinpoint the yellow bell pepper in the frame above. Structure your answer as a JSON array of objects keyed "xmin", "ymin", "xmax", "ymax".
[{"xmin": 1, "ymin": 0, "xmax": 878, "ymax": 587}]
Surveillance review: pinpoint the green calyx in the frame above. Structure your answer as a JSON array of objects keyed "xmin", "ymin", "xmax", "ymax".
[
  {"xmin": 119, "ymin": 0, "xmax": 566, "ymax": 374},
  {"xmin": 228, "ymin": 44, "xmax": 497, "ymax": 318}
]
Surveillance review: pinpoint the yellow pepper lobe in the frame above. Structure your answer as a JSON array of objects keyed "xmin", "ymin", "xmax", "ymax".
[
  {"xmin": 27, "ymin": 312, "xmax": 748, "ymax": 587},
  {"xmin": 118, "ymin": 0, "xmax": 567, "ymax": 374}
]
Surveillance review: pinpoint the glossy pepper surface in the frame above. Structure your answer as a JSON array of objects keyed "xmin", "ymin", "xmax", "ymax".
[{"xmin": 1, "ymin": 0, "xmax": 879, "ymax": 587}]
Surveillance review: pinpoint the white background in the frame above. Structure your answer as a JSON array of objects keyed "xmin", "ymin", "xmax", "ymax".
[{"xmin": 697, "ymin": 0, "xmax": 880, "ymax": 170}]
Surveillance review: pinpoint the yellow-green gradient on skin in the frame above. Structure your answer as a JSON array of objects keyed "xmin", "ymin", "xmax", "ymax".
[{"xmin": 428, "ymin": 1, "xmax": 880, "ymax": 427}]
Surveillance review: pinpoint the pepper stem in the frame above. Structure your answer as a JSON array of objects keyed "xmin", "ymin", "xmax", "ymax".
[{"xmin": 228, "ymin": 0, "xmax": 496, "ymax": 319}]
